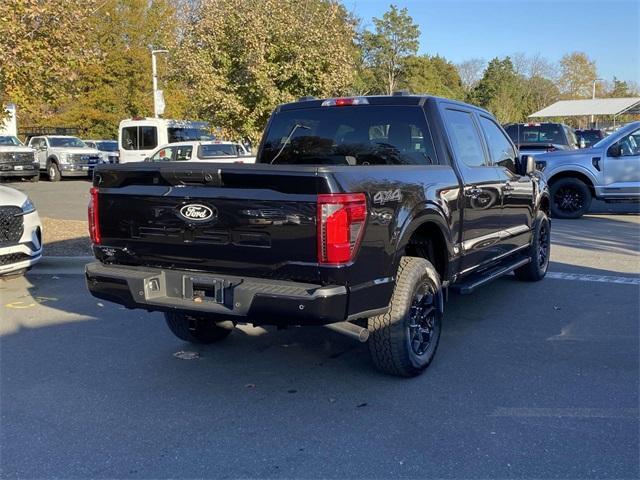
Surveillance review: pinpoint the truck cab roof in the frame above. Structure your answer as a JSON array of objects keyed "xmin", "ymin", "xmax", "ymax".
[{"xmin": 277, "ymin": 94, "xmax": 492, "ymax": 116}]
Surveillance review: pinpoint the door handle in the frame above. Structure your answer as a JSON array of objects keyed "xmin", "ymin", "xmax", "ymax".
[
  {"xmin": 503, "ymin": 182, "xmax": 514, "ymax": 192},
  {"xmin": 465, "ymin": 187, "xmax": 482, "ymax": 199}
]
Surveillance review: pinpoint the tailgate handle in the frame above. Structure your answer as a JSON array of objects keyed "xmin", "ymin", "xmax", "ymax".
[{"xmin": 161, "ymin": 167, "xmax": 222, "ymax": 186}]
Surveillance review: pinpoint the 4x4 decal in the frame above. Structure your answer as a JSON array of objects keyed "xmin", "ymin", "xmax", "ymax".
[{"xmin": 373, "ymin": 189, "xmax": 402, "ymax": 205}]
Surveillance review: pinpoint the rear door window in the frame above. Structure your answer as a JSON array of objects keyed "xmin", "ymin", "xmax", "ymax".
[
  {"xmin": 122, "ymin": 127, "xmax": 139, "ymax": 150},
  {"xmin": 259, "ymin": 105, "xmax": 438, "ymax": 165},
  {"xmin": 444, "ymin": 109, "xmax": 487, "ymax": 167},
  {"xmin": 175, "ymin": 145, "xmax": 193, "ymax": 161},
  {"xmin": 141, "ymin": 127, "xmax": 157, "ymax": 149}
]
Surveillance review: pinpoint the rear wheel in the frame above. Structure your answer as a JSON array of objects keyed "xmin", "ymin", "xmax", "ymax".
[
  {"xmin": 47, "ymin": 162, "xmax": 61, "ymax": 182},
  {"xmin": 164, "ymin": 312, "xmax": 234, "ymax": 344},
  {"xmin": 550, "ymin": 178, "xmax": 591, "ymax": 219},
  {"xmin": 368, "ymin": 256, "xmax": 443, "ymax": 377},
  {"xmin": 514, "ymin": 211, "xmax": 550, "ymax": 282}
]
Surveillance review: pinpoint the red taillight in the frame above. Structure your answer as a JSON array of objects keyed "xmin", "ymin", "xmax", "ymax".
[
  {"xmin": 317, "ymin": 193, "xmax": 367, "ymax": 264},
  {"xmin": 88, "ymin": 187, "xmax": 101, "ymax": 245}
]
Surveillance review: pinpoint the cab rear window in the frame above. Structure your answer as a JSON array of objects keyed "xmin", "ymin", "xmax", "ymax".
[
  {"xmin": 200, "ymin": 144, "xmax": 238, "ymax": 157},
  {"xmin": 505, "ymin": 124, "xmax": 566, "ymax": 145},
  {"xmin": 258, "ymin": 106, "xmax": 438, "ymax": 165}
]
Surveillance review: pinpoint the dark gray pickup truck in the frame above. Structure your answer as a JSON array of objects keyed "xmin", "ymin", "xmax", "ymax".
[{"xmin": 86, "ymin": 94, "xmax": 550, "ymax": 376}]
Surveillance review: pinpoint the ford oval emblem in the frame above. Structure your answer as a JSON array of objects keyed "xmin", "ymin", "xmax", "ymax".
[{"xmin": 179, "ymin": 204, "xmax": 216, "ymax": 222}]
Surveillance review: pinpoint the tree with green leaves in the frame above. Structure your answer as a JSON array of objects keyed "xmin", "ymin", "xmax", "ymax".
[
  {"xmin": 608, "ymin": 77, "xmax": 632, "ymax": 97},
  {"xmin": 508, "ymin": 53, "xmax": 560, "ymax": 115},
  {"xmin": 175, "ymin": 0, "xmax": 358, "ymax": 142},
  {"xmin": 0, "ymin": 0, "xmax": 98, "ymax": 126},
  {"xmin": 46, "ymin": 0, "xmax": 180, "ymax": 138},
  {"xmin": 360, "ymin": 5, "xmax": 420, "ymax": 95},
  {"xmin": 470, "ymin": 57, "xmax": 527, "ymax": 123},
  {"xmin": 399, "ymin": 55, "xmax": 464, "ymax": 99},
  {"xmin": 522, "ymin": 75, "xmax": 560, "ymax": 116}
]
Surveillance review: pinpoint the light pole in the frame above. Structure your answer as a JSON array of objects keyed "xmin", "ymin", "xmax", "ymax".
[
  {"xmin": 150, "ymin": 47, "xmax": 169, "ymax": 118},
  {"xmin": 591, "ymin": 78, "xmax": 603, "ymax": 126}
]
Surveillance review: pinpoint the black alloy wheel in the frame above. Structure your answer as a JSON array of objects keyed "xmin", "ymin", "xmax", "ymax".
[
  {"xmin": 550, "ymin": 178, "xmax": 592, "ymax": 219},
  {"xmin": 554, "ymin": 185, "xmax": 584, "ymax": 213},
  {"xmin": 537, "ymin": 221, "xmax": 550, "ymax": 271},
  {"xmin": 408, "ymin": 282, "xmax": 439, "ymax": 356}
]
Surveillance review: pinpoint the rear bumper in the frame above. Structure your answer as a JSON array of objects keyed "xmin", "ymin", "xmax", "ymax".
[{"xmin": 85, "ymin": 262, "xmax": 350, "ymax": 325}]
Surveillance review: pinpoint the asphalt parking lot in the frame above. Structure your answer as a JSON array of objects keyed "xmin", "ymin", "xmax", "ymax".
[
  {"xmin": 8, "ymin": 177, "xmax": 640, "ymax": 222},
  {"xmin": 1, "ymin": 181, "xmax": 639, "ymax": 478}
]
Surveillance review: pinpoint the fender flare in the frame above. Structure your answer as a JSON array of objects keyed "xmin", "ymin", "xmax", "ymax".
[
  {"xmin": 544, "ymin": 164, "xmax": 598, "ymax": 189},
  {"xmin": 391, "ymin": 203, "xmax": 455, "ymax": 281},
  {"xmin": 536, "ymin": 190, "xmax": 551, "ymax": 216}
]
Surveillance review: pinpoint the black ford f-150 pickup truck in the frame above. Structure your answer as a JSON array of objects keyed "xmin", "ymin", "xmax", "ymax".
[{"xmin": 86, "ymin": 94, "xmax": 550, "ymax": 377}]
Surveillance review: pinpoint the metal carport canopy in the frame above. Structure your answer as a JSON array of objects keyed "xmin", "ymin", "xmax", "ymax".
[{"xmin": 529, "ymin": 97, "xmax": 640, "ymax": 117}]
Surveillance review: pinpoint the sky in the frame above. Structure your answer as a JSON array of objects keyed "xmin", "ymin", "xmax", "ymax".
[{"xmin": 347, "ymin": 0, "xmax": 640, "ymax": 84}]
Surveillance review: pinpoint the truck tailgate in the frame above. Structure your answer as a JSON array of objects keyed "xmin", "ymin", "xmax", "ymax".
[{"xmin": 94, "ymin": 164, "xmax": 326, "ymax": 280}]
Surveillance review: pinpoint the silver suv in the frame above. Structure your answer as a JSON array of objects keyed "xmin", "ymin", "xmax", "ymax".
[
  {"xmin": 28, "ymin": 136, "xmax": 100, "ymax": 181},
  {"xmin": 536, "ymin": 121, "xmax": 640, "ymax": 218}
]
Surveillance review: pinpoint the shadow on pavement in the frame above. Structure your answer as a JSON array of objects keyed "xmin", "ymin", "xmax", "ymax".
[
  {"xmin": 42, "ymin": 236, "xmax": 92, "ymax": 257},
  {"xmin": 552, "ymin": 215, "xmax": 639, "ymax": 255},
  {"xmin": 2, "ymin": 267, "xmax": 638, "ymax": 478},
  {"xmin": 588, "ymin": 199, "xmax": 640, "ymax": 215}
]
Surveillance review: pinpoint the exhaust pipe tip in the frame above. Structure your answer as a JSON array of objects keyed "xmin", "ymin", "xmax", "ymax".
[{"xmin": 325, "ymin": 321, "xmax": 369, "ymax": 343}]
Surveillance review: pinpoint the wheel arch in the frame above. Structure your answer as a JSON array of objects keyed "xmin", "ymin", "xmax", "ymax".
[
  {"xmin": 394, "ymin": 208, "xmax": 454, "ymax": 283},
  {"xmin": 538, "ymin": 192, "xmax": 550, "ymax": 217},
  {"xmin": 546, "ymin": 167, "xmax": 596, "ymax": 196}
]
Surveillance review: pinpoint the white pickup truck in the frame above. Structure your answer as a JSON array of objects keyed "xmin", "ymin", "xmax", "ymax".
[
  {"xmin": 27, "ymin": 135, "xmax": 101, "ymax": 181},
  {"xmin": 144, "ymin": 140, "xmax": 256, "ymax": 164},
  {"xmin": 0, "ymin": 135, "xmax": 39, "ymax": 182}
]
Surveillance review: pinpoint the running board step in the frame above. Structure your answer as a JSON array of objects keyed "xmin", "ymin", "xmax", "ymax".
[{"xmin": 451, "ymin": 257, "xmax": 531, "ymax": 295}]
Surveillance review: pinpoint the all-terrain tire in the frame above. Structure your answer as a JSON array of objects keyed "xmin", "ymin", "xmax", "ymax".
[
  {"xmin": 514, "ymin": 210, "xmax": 550, "ymax": 282},
  {"xmin": 165, "ymin": 312, "xmax": 234, "ymax": 344},
  {"xmin": 368, "ymin": 256, "xmax": 443, "ymax": 377},
  {"xmin": 47, "ymin": 162, "xmax": 61, "ymax": 182},
  {"xmin": 550, "ymin": 177, "xmax": 591, "ymax": 219}
]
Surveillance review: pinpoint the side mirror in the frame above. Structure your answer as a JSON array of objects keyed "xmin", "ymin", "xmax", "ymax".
[
  {"xmin": 607, "ymin": 144, "xmax": 623, "ymax": 157},
  {"xmin": 525, "ymin": 155, "xmax": 536, "ymax": 175},
  {"xmin": 143, "ymin": 157, "xmax": 150, "ymax": 162}
]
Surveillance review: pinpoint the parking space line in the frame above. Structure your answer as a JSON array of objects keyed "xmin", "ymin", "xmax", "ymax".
[
  {"xmin": 546, "ymin": 271, "xmax": 640, "ymax": 285},
  {"xmin": 491, "ymin": 407, "xmax": 638, "ymax": 419}
]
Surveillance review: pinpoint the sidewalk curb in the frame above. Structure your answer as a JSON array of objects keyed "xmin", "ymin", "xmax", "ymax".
[{"xmin": 29, "ymin": 256, "xmax": 93, "ymax": 275}]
